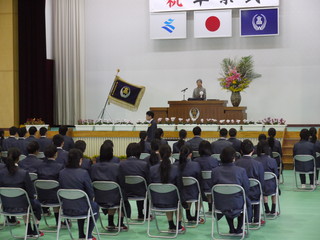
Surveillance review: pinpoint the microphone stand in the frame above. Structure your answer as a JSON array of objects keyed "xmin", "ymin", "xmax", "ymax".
[{"xmin": 181, "ymin": 88, "xmax": 187, "ymax": 101}]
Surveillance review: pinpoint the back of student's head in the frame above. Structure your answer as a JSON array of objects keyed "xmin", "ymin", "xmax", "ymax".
[
  {"xmin": 241, "ymin": 139, "xmax": 254, "ymax": 155},
  {"xmin": 27, "ymin": 141, "xmax": 40, "ymax": 154},
  {"xmin": 309, "ymin": 127, "xmax": 317, "ymax": 143},
  {"xmin": 99, "ymin": 144, "xmax": 113, "ymax": 162},
  {"xmin": 44, "ymin": 144, "xmax": 57, "ymax": 158},
  {"xmin": 258, "ymin": 134, "xmax": 267, "ymax": 142},
  {"xmin": 257, "ymin": 140, "xmax": 270, "ymax": 157},
  {"xmin": 300, "ymin": 128, "xmax": 309, "ymax": 141},
  {"xmin": 58, "ymin": 125, "xmax": 68, "ymax": 136},
  {"xmin": 0, "ymin": 130, "xmax": 4, "ymax": 138},
  {"xmin": 220, "ymin": 146, "xmax": 236, "ymax": 164},
  {"xmin": 198, "ymin": 140, "xmax": 212, "ymax": 156},
  {"xmin": 18, "ymin": 127, "xmax": 27, "ymax": 138},
  {"xmin": 28, "ymin": 126, "xmax": 37, "ymax": 136},
  {"xmin": 177, "ymin": 129, "xmax": 187, "ymax": 150},
  {"xmin": 219, "ymin": 128, "xmax": 228, "ymax": 137},
  {"xmin": 74, "ymin": 140, "xmax": 87, "ymax": 153},
  {"xmin": 229, "ymin": 128, "xmax": 237, "ymax": 137},
  {"xmin": 52, "ymin": 134, "xmax": 64, "ymax": 147},
  {"xmin": 9, "ymin": 126, "xmax": 18, "ymax": 136},
  {"xmin": 146, "ymin": 111, "xmax": 154, "ymax": 118},
  {"xmin": 39, "ymin": 127, "xmax": 48, "ymax": 136},
  {"xmin": 66, "ymin": 148, "xmax": 83, "ymax": 168},
  {"xmin": 267, "ymin": 128, "xmax": 276, "ymax": 149},
  {"xmin": 6, "ymin": 147, "xmax": 21, "ymax": 175},
  {"xmin": 192, "ymin": 126, "xmax": 201, "ymax": 136},
  {"xmin": 139, "ymin": 131, "xmax": 147, "ymax": 152},
  {"xmin": 155, "ymin": 128, "xmax": 164, "ymax": 140},
  {"xmin": 159, "ymin": 144, "xmax": 172, "ymax": 183},
  {"xmin": 126, "ymin": 142, "xmax": 141, "ymax": 159},
  {"xmin": 179, "ymin": 145, "xmax": 192, "ymax": 172},
  {"xmin": 149, "ymin": 139, "xmax": 161, "ymax": 166},
  {"xmin": 103, "ymin": 139, "xmax": 114, "ymax": 148}
]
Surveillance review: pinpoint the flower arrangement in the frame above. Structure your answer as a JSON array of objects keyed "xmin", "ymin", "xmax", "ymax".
[
  {"xmin": 218, "ymin": 56, "xmax": 261, "ymax": 92},
  {"xmin": 77, "ymin": 119, "xmax": 94, "ymax": 125},
  {"xmin": 163, "ymin": 117, "xmax": 176, "ymax": 125},
  {"xmin": 95, "ymin": 119, "xmax": 113, "ymax": 125},
  {"xmin": 136, "ymin": 120, "xmax": 149, "ymax": 124},
  {"xmin": 115, "ymin": 119, "xmax": 133, "ymax": 125},
  {"xmin": 25, "ymin": 118, "xmax": 45, "ymax": 125},
  {"xmin": 262, "ymin": 117, "xmax": 286, "ymax": 125}
]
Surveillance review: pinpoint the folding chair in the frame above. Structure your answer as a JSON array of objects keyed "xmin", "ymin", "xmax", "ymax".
[
  {"xmin": 19, "ymin": 154, "xmax": 27, "ymax": 161},
  {"xmin": 248, "ymin": 179, "xmax": 266, "ymax": 230},
  {"xmin": 29, "ymin": 173, "xmax": 38, "ymax": 182},
  {"xmin": 272, "ymin": 152, "xmax": 284, "ymax": 184},
  {"xmin": 264, "ymin": 172, "xmax": 281, "ymax": 220},
  {"xmin": 140, "ymin": 153, "xmax": 150, "ymax": 160},
  {"xmin": 293, "ymin": 155, "xmax": 317, "ymax": 191},
  {"xmin": 182, "ymin": 177, "xmax": 206, "ymax": 227},
  {"xmin": 147, "ymin": 183, "xmax": 186, "ymax": 238},
  {"xmin": 1, "ymin": 151, "xmax": 8, "ymax": 158},
  {"xmin": 211, "ymin": 184, "xmax": 249, "ymax": 240},
  {"xmin": 192, "ymin": 151, "xmax": 200, "ymax": 158},
  {"xmin": 34, "ymin": 180, "xmax": 60, "ymax": 231},
  {"xmin": 125, "ymin": 175, "xmax": 148, "ymax": 224},
  {"xmin": 92, "ymin": 181, "xmax": 129, "ymax": 235},
  {"xmin": 235, "ymin": 152, "xmax": 241, "ymax": 159},
  {"xmin": 171, "ymin": 153, "xmax": 180, "ymax": 161},
  {"xmin": 201, "ymin": 171, "xmax": 212, "ymax": 215},
  {"xmin": 56, "ymin": 189, "xmax": 101, "ymax": 240},
  {"xmin": 0, "ymin": 187, "xmax": 41, "ymax": 240},
  {"xmin": 37, "ymin": 152, "xmax": 45, "ymax": 159},
  {"xmin": 252, "ymin": 154, "xmax": 258, "ymax": 158},
  {"xmin": 316, "ymin": 152, "xmax": 320, "ymax": 184},
  {"xmin": 211, "ymin": 154, "xmax": 220, "ymax": 161}
]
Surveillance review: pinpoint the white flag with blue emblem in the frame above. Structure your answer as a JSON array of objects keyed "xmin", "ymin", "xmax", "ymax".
[{"xmin": 150, "ymin": 12, "xmax": 187, "ymax": 39}]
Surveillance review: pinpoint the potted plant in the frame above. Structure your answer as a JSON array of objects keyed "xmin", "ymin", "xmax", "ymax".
[
  {"xmin": 94, "ymin": 119, "xmax": 114, "ymax": 131},
  {"xmin": 75, "ymin": 119, "xmax": 95, "ymax": 131},
  {"xmin": 176, "ymin": 118, "xmax": 197, "ymax": 131},
  {"xmin": 222, "ymin": 119, "xmax": 242, "ymax": 131},
  {"xmin": 241, "ymin": 119, "xmax": 263, "ymax": 131},
  {"xmin": 113, "ymin": 120, "xmax": 134, "ymax": 131},
  {"xmin": 24, "ymin": 118, "xmax": 49, "ymax": 131},
  {"xmin": 134, "ymin": 120, "xmax": 149, "ymax": 131},
  {"xmin": 158, "ymin": 117, "xmax": 177, "ymax": 131},
  {"xmin": 263, "ymin": 117, "xmax": 286, "ymax": 131},
  {"xmin": 199, "ymin": 118, "xmax": 219, "ymax": 131}
]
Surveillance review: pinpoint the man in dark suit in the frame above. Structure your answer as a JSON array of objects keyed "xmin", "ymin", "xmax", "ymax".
[
  {"xmin": 228, "ymin": 128, "xmax": 242, "ymax": 153},
  {"xmin": 37, "ymin": 127, "xmax": 52, "ymax": 152},
  {"xmin": 25, "ymin": 126, "xmax": 38, "ymax": 145},
  {"xmin": 146, "ymin": 111, "xmax": 157, "ymax": 142},
  {"xmin": 59, "ymin": 125, "xmax": 74, "ymax": 151},
  {"xmin": 186, "ymin": 126, "xmax": 203, "ymax": 151},
  {"xmin": 18, "ymin": 141, "xmax": 42, "ymax": 173},
  {"xmin": 52, "ymin": 134, "xmax": 69, "ymax": 167},
  {"xmin": 2, "ymin": 126, "xmax": 18, "ymax": 151},
  {"xmin": 211, "ymin": 128, "xmax": 233, "ymax": 154}
]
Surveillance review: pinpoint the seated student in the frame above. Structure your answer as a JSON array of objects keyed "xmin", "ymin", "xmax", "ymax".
[
  {"xmin": 0, "ymin": 129, "xmax": 4, "ymax": 150},
  {"xmin": 59, "ymin": 149, "xmax": 99, "ymax": 240},
  {"xmin": 194, "ymin": 140, "xmax": 219, "ymax": 212},
  {"xmin": 255, "ymin": 140, "xmax": 279, "ymax": 215},
  {"xmin": 91, "ymin": 144, "xmax": 127, "ymax": 231},
  {"xmin": 18, "ymin": 141, "xmax": 42, "ymax": 173},
  {"xmin": 59, "ymin": 125, "xmax": 74, "ymax": 151},
  {"xmin": 119, "ymin": 143, "xmax": 150, "ymax": 220},
  {"xmin": 150, "ymin": 144, "xmax": 185, "ymax": 233},
  {"xmin": 253, "ymin": 134, "xmax": 268, "ymax": 155},
  {"xmin": 176, "ymin": 145, "xmax": 203, "ymax": 223},
  {"xmin": 2, "ymin": 126, "xmax": 18, "ymax": 151},
  {"xmin": 228, "ymin": 128, "xmax": 242, "ymax": 153},
  {"xmin": 309, "ymin": 127, "xmax": 320, "ymax": 184},
  {"xmin": 172, "ymin": 129, "xmax": 187, "ymax": 154},
  {"xmin": 74, "ymin": 140, "xmax": 92, "ymax": 172},
  {"xmin": 211, "ymin": 128, "xmax": 232, "ymax": 154},
  {"xmin": 211, "ymin": 146, "xmax": 251, "ymax": 234},
  {"xmin": 235, "ymin": 140, "xmax": 264, "ymax": 224},
  {"xmin": 37, "ymin": 127, "xmax": 52, "ymax": 152},
  {"xmin": 144, "ymin": 139, "xmax": 161, "ymax": 167},
  {"xmin": 186, "ymin": 126, "xmax": 204, "ymax": 152},
  {"xmin": 25, "ymin": 126, "xmax": 38, "ymax": 145},
  {"xmin": 95, "ymin": 140, "xmax": 120, "ymax": 163},
  {"xmin": 0, "ymin": 148, "xmax": 43, "ymax": 237},
  {"xmin": 155, "ymin": 128, "xmax": 168, "ymax": 146},
  {"xmin": 293, "ymin": 129, "xmax": 316, "ymax": 188},
  {"xmin": 52, "ymin": 134, "xmax": 69, "ymax": 167},
  {"xmin": 16, "ymin": 127, "xmax": 28, "ymax": 155},
  {"xmin": 139, "ymin": 131, "xmax": 151, "ymax": 154}
]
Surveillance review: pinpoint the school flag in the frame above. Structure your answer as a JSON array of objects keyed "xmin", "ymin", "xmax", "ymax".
[{"xmin": 108, "ymin": 75, "xmax": 145, "ymax": 111}]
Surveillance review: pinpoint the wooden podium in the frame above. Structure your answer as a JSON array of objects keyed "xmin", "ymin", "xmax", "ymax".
[{"xmin": 150, "ymin": 100, "xmax": 247, "ymax": 123}]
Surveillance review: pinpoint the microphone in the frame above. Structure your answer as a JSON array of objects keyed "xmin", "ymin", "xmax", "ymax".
[{"xmin": 181, "ymin": 88, "xmax": 188, "ymax": 92}]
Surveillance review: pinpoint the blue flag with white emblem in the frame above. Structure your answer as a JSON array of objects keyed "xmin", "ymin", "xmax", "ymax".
[{"xmin": 240, "ymin": 8, "xmax": 279, "ymax": 37}]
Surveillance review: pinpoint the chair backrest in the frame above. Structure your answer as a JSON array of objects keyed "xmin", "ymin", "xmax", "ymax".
[
  {"xmin": 264, "ymin": 172, "xmax": 277, "ymax": 181},
  {"xmin": 235, "ymin": 152, "xmax": 241, "ymax": 159},
  {"xmin": 1, "ymin": 151, "xmax": 8, "ymax": 158},
  {"xmin": 192, "ymin": 151, "xmax": 200, "ymax": 158},
  {"xmin": 125, "ymin": 175, "xmax": 147, "ymax": 187},
  {"xmin": 34, "ymin": 180, "xmax": 59, "ymax": 203},
  {"xmin": 0, "ymin": 187, "xmax": 31, "ymax": 212},
  {"xmin": 92, "ymin": 181, "xmax": 122, "ymax": 207},
  {"xmin": 19, "ymin": 154, "xmax": 27, "ymax": 161},
  {"xmin": 201, "ymin": 170, "xmax": 212, "ymax": 180},
  {"xmin": 34, "ymin": 180, "xmax": 59, "ymax": 190},
  {"xmin": 140, "ymin": 153, "xmax": 150, "ymax": 160},
  {"xmin": 182, "ymin": 176, "xmax": 199, "ymax": 187},
  {"xmin": 211, "ymin": 154, "xmax": 220, "ymax": 161},
  {"xmin": 252, "ymin": 154, "xmax": 258, "ymax": 158},
  {"xmin": 148, "ymin": 183, "xmax": 178, "ymax": 194},
  {"xmin": 212, "ymin": 184, "xmax": 243, "ymax": 195},
  {"xmin": 37, "ymin": 152, "xmax": 45, "ymax": 159},
  {"xmin": 29, "ymin": 173, "xmax": 38, "ymax": 181},
  {"xmin": 58, "ymin": 189, "xmax": 89, "ymax": 201},
  {"xmin": 92, "ymin": 181, "xmax": 120, "ymax": 192},
  {"xmin": 294, "ymin": 155, "xmax": 315, "ymax": 163},
  {"xmin": 272, "ymin": 152, "xmax": 281, "ymax": 159},
  {"xmin": 249, "ymin": 178, "xmax": 263, "ymax": 198},
  {"xmin": 171, "ymin": 153, "xmax": 180, "ymax": 160},
  {"xmin": 147, "ymin": 183, "xmax": 181, "ymax": 210},
  {"xmin": 316, "ymin": 152, "xmax": 320, "ymax": 158}
]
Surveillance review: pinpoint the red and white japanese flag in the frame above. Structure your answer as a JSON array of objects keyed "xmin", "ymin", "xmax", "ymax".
[{"xmin": 194, "ymin": 10, "xmax": 232, "ymax": 38}]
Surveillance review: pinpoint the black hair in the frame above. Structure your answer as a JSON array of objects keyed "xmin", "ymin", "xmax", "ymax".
[
  {"xmin": 74, "ymin": 140, "xmax": 87, "ymax": 153},
  {"xmin": 44, "ymin": 144, "xmax": 57, "ymax": 158},
  {"xmin": 267, "ymin": 128, "xmax": 276, "ymax": 149},
  {"xmin": 9, "ymin": 126, "xmax": 18, "ymax": 136},
  {"xmin": 196, "ymin": 79, "xmax": 202, "ymax": 83},
  {"xmin": 0, "ymin": 130, "xmax": 4, "ymax": 138},
  {"xmin": 66, "ymin": 149, "xmax": 83, "ymax": 168},
  {"xmin": 27, "ymin": 141, "xmax": 40, "ymax": 154},
  {"xmin": 100, "ymin": 144, "xmax": 114, "ymax": 162},
  {"xmin": 229, "ymin": 128, "xmax": 237, "ymax": 137},
  {"xmin": 309, "ymin": 127, "xmax": 317, "ymax": 144},
  {"xmin": 177, "ymin": 129, "xmax": 187, "ymax": 150},
  {"xmin": 28, "ymin": 126, "xmax": 37, "ymax": 135},
  {"xmin": 258, "ymin": 134, "xmax": 267, "ymax": 141},
  {"xmin": 58, "ymin": 125, "xmax": 68, "ymax": 135},
  {"xmin": 179, "ymin": 145, "xmax": 192, "ymax": 172},
  {"xmin": 39, "ymin": 127, "xmax": 48, "ymax": 136},
  {"xmin": 198, "ymin": 140, "xmax": 212, "ymax": 156},
  {"xmin": 52, "ymin": 134, "xmax": 64, "ymax": 147},
  {"xmin": 6, "ymin": 148, "xmax": 21, "ymax": 175},
  {"xmin": 149, "ymin": 139, "xmax": 161, "ymax": 166},
  {"xmin": 146, "ymin": 111, "xmax": 154, "ymax": 118},
  {"xmin": 220, "ymin": 146, "xmax": 236, "ymax": 164},
  {"xmin": 126, "ymin": 142, "xmax": 141, "ymax": 159},
  {"xmin": 300, "ymin": 128, "xmax": 310, "ymax": 141},
  {"xmin": 18, "ymin": 127, "xmax": 27, "ymax": 138},
  {"xmin": 257, "ymin": 140, "xmax": 270, "ymax": 157},
  {"xmin": 103, "ymin": 139, "xmax": 114, "ymax": 148},
  {"xmin": 219, "ymin": 128, "xmax": 228, "ymax": 137},
  {"xmin": 192, "ymin": 126, "xmax": 201, "ymax": 136},
  {"xmin": 155, "ymin": 128, "xmax": 164, "ymax": 140},
  {"xmin": 241, "ymin": 139, "xmax": 254, "ymax": 155},
  {"xmin": 159, "ymin": 144, "xmax": 172, "ymax": 183},
  {"xmin": 139, "ymin": 131, "xmax": 147, "ymax": 153}
]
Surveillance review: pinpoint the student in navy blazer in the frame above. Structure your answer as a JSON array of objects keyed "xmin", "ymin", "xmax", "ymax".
[
  {"xmin": 53, "ymin": 134, "xmax": 69, "ymax": 167},
  {"xmin": 144, "ymin": 139, "xmax": 161, "ymax": 167},
  {"xmin": 155, "ymin": 128, "xmax": 168, "ymax": 146},
  {"xmin": 95, "ymin": 140, "xmax": 120, "ymax": 164},
  {"xmin": 16, "ymin": 127, "xmax": 28, "ymax": 155},
  {"xmin": 309, "ymin": 127, "xmax": 320, "ymax": 184},
  {"xmin": 37, "ymin": 127, "xmax": 52, "ymax": 153},
  {"xmin": 139, "ymin": 131, "xmax": 151, "ymax": 154},
  {"xmin": 211, "ymin": 146, "xmax": 251, "ymax": 234},
  {"xmin": 150, "ymin": 144, "xmax": 185, "ymax": 232},
  {"xmin": 228, "ymin": 128, "xmax": 242, "ymax": 153},
  {"xmin": 267, "ymin": 128, "xmax": 283, "ymax": 167},
  {"xmin": 119, "ymin": 143, "xmax": 150, "ymax": 220},
  {"xmin": 24, "ymin": 126, "xmax": 38, "ymax": 145},
  {"xmin": 59, "ymin": 149, "xmax": 98, "ymax": 240},
  {"xmin": 211, "ymin": 128, "xmax": 233, "ymax": 154},
  {"xmin": 2, "ymin": 126, "xmax": 18, "ymax": 151},
  {"xmin": 255, "ymin": 140, "xmax": 279, "ymax": 215},
  {"xmin": 172, "ymin": 129, "xmax": 187, "ymax": 154},
  {"xmin": 146, "ymin": 111, "xmax": 157, "ymax": 142},
  {"xmin": 74, "ymin": 140, "xmax": 92, "ymax": 172},
  {"xmin": 235, "ymin": 139, "xmax": 264, "ymax": 224},
  {"xmin": 59, "ymin": 125, "xmax": 75, "ymax": 151},
  {"xmin": 186, "ymin": 126, "xmax": 204, "ymax": 152},
  {"xmin": 293, "ymin": 129, "xmax": 316, "ymax": 187},
  {"xmin": 18, "ymin": 141, "xmax": 42, "ymax": 173}
]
